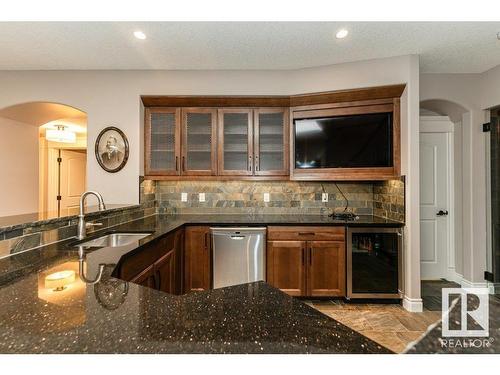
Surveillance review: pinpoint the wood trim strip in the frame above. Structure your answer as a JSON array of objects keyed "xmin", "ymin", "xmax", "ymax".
[
  {"xmin": 289, "ymin": 84, "xmax": 406, "ymax": 107},
  {"xmin": 141, "ymin": 84, "xmax": 406, "ymax": 108},
  {"xmin": 292, "ymin": 103, "xmax": 394, "ymax": 120},
  {"xmin": 142, "ymin": 96, "xmax": 290, "ymax": 108}
]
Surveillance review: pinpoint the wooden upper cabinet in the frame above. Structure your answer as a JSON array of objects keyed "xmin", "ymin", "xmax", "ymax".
[
  {"xmin": 254, "ymin": 108, "xmax": 289, "ymax": 176},
  {"xmin": 217, "ymin": 109, "xmax": 254, "ymax": 176},
  {"xmin": 145, "ymin": 108, "xmax": 181, "ymax": 176},
  {"xmin": 267, "ymin": 240, "xmax": 306, "ymax": 296},
  {"xmin": 181, "ymin": 108, "xmax": 218, "ymax": 176},
  {"xmin": 307, "ymin": 241, "xmax": 346, "ymax": 297}
]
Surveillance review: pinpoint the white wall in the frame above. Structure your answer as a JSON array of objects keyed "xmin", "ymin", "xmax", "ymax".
[
  {"xmin": 0, "ymin": 55, "xmax": 422, "ymax": 307},
  {"xmin": 0, "ymin": 117, "xmax": 39, "ymax": 216}
]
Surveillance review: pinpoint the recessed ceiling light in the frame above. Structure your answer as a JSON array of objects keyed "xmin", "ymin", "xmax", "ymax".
[
  {"xmin": 336, "ymin": 29, "xmax": 349, "ymax": 39},
  {"xmin": 134, "ymin": 31, "xmax": 147, "ymax": 40}
]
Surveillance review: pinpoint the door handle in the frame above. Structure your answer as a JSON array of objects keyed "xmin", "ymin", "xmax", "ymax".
[{"xmin": 436, "ymin": 210, "xmax": 449, "ymax": 216}]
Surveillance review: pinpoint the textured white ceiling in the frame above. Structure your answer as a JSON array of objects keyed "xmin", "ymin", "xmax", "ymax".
[{"xmin": 0, "ymin": 22, "xmax": 499, "ymax": 73}]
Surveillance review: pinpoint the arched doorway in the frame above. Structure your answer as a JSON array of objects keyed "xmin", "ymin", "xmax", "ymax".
[
  {"xmin": 0, "ymin": 102, "xmax": 87, "ymax": 218},
  {"xmin": 419, "ymin": 100, "xmax": 469, "ymax": 281}
]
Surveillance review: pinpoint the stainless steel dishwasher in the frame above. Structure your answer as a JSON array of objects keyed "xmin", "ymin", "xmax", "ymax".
[{"xmin": 211, "ymin": 227, "xmax": 266, "ymax": 289}]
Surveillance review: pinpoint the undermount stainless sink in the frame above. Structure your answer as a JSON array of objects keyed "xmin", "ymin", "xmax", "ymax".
[{"xmin": 76, "ymin": 233, "xmax": 151, "ymax": 249}]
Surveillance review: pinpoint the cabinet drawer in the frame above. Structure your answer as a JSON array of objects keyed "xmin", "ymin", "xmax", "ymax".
[{"xmin": 267, "ymin": 226, "xmax": 345, "ymax": 241}]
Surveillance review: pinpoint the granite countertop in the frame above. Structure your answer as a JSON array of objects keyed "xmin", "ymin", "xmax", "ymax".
[
  {"xmin": 0, "ymin": 204, "xmax": 139, "ymax": 235},
  {"xmin": 0, "ymin": 213, "xmax": 401, "ymax": 354}
]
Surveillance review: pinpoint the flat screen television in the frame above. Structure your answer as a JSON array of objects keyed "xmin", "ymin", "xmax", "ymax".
[{"xmin": 294, "ymin": 112, "xmax": 393, "ymax": 169}]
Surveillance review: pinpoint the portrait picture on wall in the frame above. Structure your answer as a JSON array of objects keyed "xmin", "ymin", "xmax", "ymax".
[{"xmin": 95, "ymin": 126, "xmax": 129, "ymax": 173}]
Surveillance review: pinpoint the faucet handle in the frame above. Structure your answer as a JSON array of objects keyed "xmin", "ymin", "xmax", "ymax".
[{"xmin": 86, "ymin": 222, "xmax": 104, "ymax": 229}]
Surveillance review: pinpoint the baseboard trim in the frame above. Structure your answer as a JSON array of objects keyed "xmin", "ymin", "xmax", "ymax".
[
  {"xmin": 403, "ymin": 295, "xmax": 423, "ymax": 312},
  {"xmin": 447, "ymin": 272, "xmax": 493, "ymax": 292}
]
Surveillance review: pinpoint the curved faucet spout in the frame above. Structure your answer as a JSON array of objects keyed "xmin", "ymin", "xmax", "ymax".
[{"xmin": 77, "ymin": 191, "xmax": 106, "ymax": 240}]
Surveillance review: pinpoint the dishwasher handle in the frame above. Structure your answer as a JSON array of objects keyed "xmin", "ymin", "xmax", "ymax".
[{"xmin": 230, "ymin": 235, "xmax": 246, "ymax": 240}]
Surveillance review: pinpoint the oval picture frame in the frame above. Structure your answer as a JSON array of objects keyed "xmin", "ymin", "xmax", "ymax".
[{"xmin": 95, "ymin": 126, "xmax": 129, "ymax": 173}]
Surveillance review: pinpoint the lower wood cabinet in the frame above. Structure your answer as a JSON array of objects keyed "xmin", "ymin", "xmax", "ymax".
[
  {"xmin": 184, "ymin": 226, "xmax": 211, "ymax": 292},
  {"xmin": 266, "ymin": 240, "xmax": 306, "ymax": 296},
  {"xmin": 120, "ymin": 228, "xmax": 184, "ymax": 295},
  {"xmin": 307, "ymin": 241, "xmax": 345, "ymax": 297},
  {"xmin": 153, "ymin": 249, "xmax": 176, "ymax": 294},
  {"xmin": 266, "ymin": 226, "xmax": 346, "ymax": 297},
  {"xmin": 129, "ymin": 264, "xmax": 156, "ymax": 289}
]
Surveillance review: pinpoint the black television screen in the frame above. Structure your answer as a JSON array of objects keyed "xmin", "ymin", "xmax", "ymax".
[{"xmin": 294, "ymin": 112, "xmax": 393, "ymax": 169}]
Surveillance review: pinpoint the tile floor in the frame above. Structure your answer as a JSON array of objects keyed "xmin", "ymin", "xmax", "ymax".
[{"xmin": 306, "ymin": 280, "xmax": 460, "ymax": 353}]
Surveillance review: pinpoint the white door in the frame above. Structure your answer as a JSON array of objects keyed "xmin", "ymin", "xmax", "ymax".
[
  {"xmin": 59, "ymin": 149, "xmax": 87, "ymax": 210},
  {"xmin": 420, "ymin": 131, "xmax": 450, "ymax": 279}
]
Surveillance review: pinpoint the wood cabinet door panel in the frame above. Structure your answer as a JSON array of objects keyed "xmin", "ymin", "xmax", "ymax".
[
  {"xmin": 130, "ymin": 264, "xmax": 156, "ymax": 289},
  {"xmin": 181, "ymin": 108, "xmax": 217, "ymax": 176},
  {"xmin": 154, "ymin": 249, "xmax": 176, "ymax": 294},
  {"xmin": 145, "ymin": 108, "xmax": 181, "ymax": 176},
  {"xmin": 266, "ymin": 240, "xmax": 306, "ymax": 296},
  {"xmin": 254, "ymin": 108, "xmax": 289, "ymax": 176},
  {"xmin": 217, "ymin": 109, "xmax": 253, "ymax": 175},
  {"xmin": 307, "ymin": 241, "xmax": 346, "ymax": 297},
  {"xmin": 184, "ymin": 226, "xmax": 211, "ymax": 292}
]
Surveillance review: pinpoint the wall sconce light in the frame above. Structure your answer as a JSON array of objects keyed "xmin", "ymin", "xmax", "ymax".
[
  {"xmin": 46, "ymin": 125, "xmax": 76, "ymax": 143},
  {"xmin": 45, "ymin": 270, "xmax": 76, "ymax": 292}
]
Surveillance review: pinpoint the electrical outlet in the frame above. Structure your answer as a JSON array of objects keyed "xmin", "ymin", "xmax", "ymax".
[
  {"xmin": 181, "ymin": 192, "xmax": 188, "ymax": 202},
  {"xmin": 263, "ymin": 192, "xmax": 270, "ymax": 203},
  {"xmin": 322, "ymin": 193, "xmax": 329, "ymax": 202},
  {"xmin": 199, "ymin": 193, "xmax": 206, "ymax": 202}
]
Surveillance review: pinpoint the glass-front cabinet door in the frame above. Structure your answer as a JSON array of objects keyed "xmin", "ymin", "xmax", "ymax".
[
  {"xmin": 145, "ymin": 108, "xmax": 181, "ymax": 176},
  {"xmin": 254, "ymin": 108, "xmax": 289, "ymax": 176},
  {"xmin": 181, "ymin": 108, "xmax": 217, "ymax": 175},
  {"xmin": 217, "ymin": 109, "xmax": 253, "ymax": 176}
]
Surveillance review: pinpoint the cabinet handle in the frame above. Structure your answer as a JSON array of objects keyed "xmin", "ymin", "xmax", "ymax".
[
  {"xmin": 298, "ymin": 232, "xmax": 315, "ymax": 236},
  {"xmin": 182, "ymin": 156, "xmax": 186, "ymax": 171},
  {"xmin": 309, "ymin": 248, "xmax": 312, "ymax": 266},
  {"xmin": 175, "ymin": 156, "xmax": 179, "ymax": 171},
  {"xmin": 255, "ymin": 155, "xmax": 259, "ymax": 171},
  {"xmin": 302, "ymin": 248, "xmax": 305, "ymax": 266},
  {"xmin": 204, "ymin": 232, "xmax": 208, "ymax": 250},
  {"xmin": 248, "ymin": 155, "xmax": 252, "ymax": 172}
]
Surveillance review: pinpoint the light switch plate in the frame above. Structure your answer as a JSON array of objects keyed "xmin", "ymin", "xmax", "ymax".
[
  {"xmin": 322, "ymin": 193, "xmax": 329, "ymax": 202},
  {"xmin": 181, "ymin": 192, "xmax": 188, "ymax": 202},
  {"xmin": 199, "ymin": 193, "xmax": 206, "ymax": 202},
  {"xmin": 263, "ymin": 192, "xmax": 270, "ymax": 203}
]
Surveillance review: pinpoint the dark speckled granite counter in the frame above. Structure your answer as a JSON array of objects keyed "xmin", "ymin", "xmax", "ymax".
[{"xmin": 0, "ymin": 213, "xmax": 400, "ymax": 353}]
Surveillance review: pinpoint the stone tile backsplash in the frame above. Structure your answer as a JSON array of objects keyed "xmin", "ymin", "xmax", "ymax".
[
  {"xmin": 156, "ymin": 180, "xmax": 383, "ymax": 216},
  {"xmin": 373, "ymin": 178, "xmax": 406, "ymax": 222}
]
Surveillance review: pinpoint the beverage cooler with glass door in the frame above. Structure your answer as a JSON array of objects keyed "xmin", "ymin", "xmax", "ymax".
[{"xmin": 347, "ymin": 227, "xmax": 403, "ymax": 299}]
